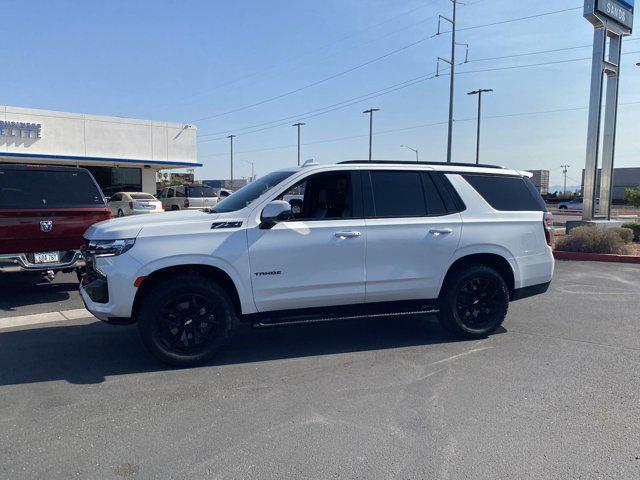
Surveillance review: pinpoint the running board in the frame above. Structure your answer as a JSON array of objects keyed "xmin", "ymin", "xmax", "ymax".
[{"xmin": 253, "ymin": 309, "xmax": 439, "ymax": 329}]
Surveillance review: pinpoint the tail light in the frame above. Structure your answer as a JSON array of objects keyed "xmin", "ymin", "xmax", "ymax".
[
  {"xmin": 184, "ymin": 198, "xmax": 190, "ymax": 208},
  {"xmin": 128, "ymin": 201, "xmax": 133, "ymax": 209},
  {"xmin": 543, "ymin": 212, "xmax": 554, "ymax": 247}
]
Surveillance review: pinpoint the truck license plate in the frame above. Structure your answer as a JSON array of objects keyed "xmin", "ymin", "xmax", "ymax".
[{"xmin": 34, "ymin": 252, "xmax": 60, "ymax": 264}]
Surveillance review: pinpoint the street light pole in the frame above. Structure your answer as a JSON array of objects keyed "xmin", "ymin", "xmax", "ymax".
[
  {"xmin": 292, "ymin": 122, "xmax": 305, "ymax": 166},
  {"xmin": 560, "ymin": 164, "xmax": 571, "ymax": 197},
  {"xmin": 227, "ymin": 134, "xmax": 235, "ymax": 188},
  {"xmin": 244, "ymin": 160, "xmax": 255, "ymax": 182},
  {"xmin": 400, "ymin": 145, "xmax": 419, "ymax": 162},
  {"xmin": 467, "ymin": 88, "xmax": 493, "ymax": 164},
  {"xmin": 363, "ymin": 108, "xmax": 380, "ymax": 161}
]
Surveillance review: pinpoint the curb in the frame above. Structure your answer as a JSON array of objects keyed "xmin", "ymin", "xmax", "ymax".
[
  {"xmin": 0, "ymin": 308, "xmax": 92, "ymax": 331},
  {"xmin": 553, "ymin": 251, "xmax": 640, "ymax": 264}
]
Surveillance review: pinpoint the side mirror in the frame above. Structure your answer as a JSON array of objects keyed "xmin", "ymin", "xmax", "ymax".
[{"xmin": 260, "ymin": 201, "xmax": 292, "ymax": 230}]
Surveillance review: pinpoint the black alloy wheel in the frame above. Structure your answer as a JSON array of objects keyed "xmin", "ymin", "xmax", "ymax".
[
  {"xmin": 138, "ymin": 275, "xmax": 235, "ymax": 366},
  {"xmin": 455, "ymin": 276, "xmax": 504, "ymax": 330},
  {"xmin": 438, "ymin": 265, "xmax": 509, "ymax": 338},
  {"xmin": 157, "ymin": 293, "xmax": 223, "ymax": 355}
]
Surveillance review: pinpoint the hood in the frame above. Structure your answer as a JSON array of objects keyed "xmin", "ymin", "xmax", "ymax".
[{"xmin": 84, "ymin": 209, "xmax": 221, "ymax": 240}]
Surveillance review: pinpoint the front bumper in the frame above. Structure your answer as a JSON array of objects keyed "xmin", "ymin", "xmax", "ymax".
[{"xmin": 0, "ymin": 250, "xmax": 84, "ymax": 273}]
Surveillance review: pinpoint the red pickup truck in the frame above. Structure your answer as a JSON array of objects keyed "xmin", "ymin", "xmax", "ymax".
[{"xmin": 0, "ymin": 164, "xmax": 112, "ymax": 277}]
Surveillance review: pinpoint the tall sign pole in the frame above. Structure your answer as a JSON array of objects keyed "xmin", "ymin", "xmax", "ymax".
[{"xmin": 582, "ymin": 0, "xmax": 634, "ymax": 221}]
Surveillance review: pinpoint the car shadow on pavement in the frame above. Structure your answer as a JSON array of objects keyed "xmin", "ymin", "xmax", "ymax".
[
  {"xmin": 0, "ymin": 317, "xmax": 506, "ymax": 387},
  {"xmin": 0, "ymin": 274, "xmax": 78, "ymax": 313}
]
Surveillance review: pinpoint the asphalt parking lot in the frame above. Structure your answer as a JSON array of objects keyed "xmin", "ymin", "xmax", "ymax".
[{"xmin": 1, "ymin": 261, "xmax": 639, "ymax": 479}]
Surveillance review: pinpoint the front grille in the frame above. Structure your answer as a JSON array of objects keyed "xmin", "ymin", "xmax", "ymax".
[{"xmin": 80, "ymin": 242, "xmax": 104, "ymax": 282}]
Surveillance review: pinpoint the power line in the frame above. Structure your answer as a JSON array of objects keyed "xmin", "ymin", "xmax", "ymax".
[
  {"xmin": 199, "ymin": 101, "xmax": 640, "ymax": 158},
  {"xmin": 156, "ymin": 1, "xmax": 442, "ymax": 110},
  {"xmin": 191, "ymin": 5, "xmax": 587, "ymax": 124},
  {"xmin": 191, "ymin": 36, "xmax": 437, "ymax": 123},
  {"xmin": 198, "ymin": 48, "xmax": 640, "ymax": 143}
]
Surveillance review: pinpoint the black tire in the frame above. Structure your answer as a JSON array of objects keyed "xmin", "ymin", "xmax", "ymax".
[
  {"xmin": 137, "ymin": 274, "xmax": 236, "ymax": 367},
  {"xmin": 117, "ymin": 209, "xmax": 124, "ymax": 217},
  {"xmin": 171, "ymin": 205, "xmax": 180, "ymax": 211},
  {"xmin": 437, "ymin": 265, "xmax": 509, "ymax": 339},
  {"xmin": 558, "ymin": 206, "xmax": 567, "ymax": 210}
]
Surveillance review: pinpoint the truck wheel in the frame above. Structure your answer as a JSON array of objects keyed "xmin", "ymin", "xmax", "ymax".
[
  {"xmin": 171, "ymin": 205, "xmax": 180, "ymax": 211},
  {"xmin": 137, "ymin": 275, "xmax": 236, "ymax": 367},
  {"xmin": 437, "ymin": 265, "xmax": 509, "ymax": 339}
]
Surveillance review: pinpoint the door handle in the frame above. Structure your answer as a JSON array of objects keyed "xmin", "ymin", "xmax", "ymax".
[
  {"xmin": 429, "ymin": 228, "xmax": 453, "ymax": 236},
  {"xmin": 334, "ymin": 231, "xmax": 362, "ymax": 239}
]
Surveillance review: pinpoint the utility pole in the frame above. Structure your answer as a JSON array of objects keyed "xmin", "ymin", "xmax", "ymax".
[
  {"xmin": 227, "ymin": 134, "xmax": 235, "ymax": 188},
  {"xmin": 467, "ymin": 88, "xmax": 493, "ymax": 164},
  {"xmin": 363, "ymin": 108, "xmax": 380, "ymax": 161},
  {"xmin": 292, "ymin": 122, "xmax": 305, "ymax": 166},
  {"xmin": 400, "ymin": 145, "xmax": 419, "ymax": 162},
  {"xmin": 560, "ymin": 165, "xmax": 571, "ymax": 197},
  {"xmin": 436, "ymin": 0, "xmax": 468, "ymax": 163}
]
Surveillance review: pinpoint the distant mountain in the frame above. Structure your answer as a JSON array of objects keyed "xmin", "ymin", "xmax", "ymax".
[{"xmin": 549, "ymin": 185, "xmax": 581, "ymax": 194}]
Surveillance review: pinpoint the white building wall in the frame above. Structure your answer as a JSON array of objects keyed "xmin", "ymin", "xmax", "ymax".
[
  {"xmin": 0, "ymin": 105, "xmax": 197, "ymax": 165},
  {"xmin": 141, "ymin": 168, "xmax": 158, "ymax": 194}
]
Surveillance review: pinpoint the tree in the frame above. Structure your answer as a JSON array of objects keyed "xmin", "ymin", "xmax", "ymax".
[{"xmin": 625, "ymin": 185, "xmax": 640, "ymax": 207}]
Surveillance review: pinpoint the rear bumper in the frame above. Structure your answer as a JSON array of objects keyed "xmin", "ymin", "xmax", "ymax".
[
  {"xmin": 0, "ymin": 250, "xmax": 84, "ymax": 273},
  {"xmin": 512, "ymin": 281, "xmax": 551, "ymax": 301},
  {"xmin": 130, "ymin": 209, "xmax": 163, "ymax": 215}
]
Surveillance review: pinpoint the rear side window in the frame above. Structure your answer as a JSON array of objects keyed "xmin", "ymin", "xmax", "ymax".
[
  {"xmin": 462, "ymin": 174, "xmax": 547, "ymax": 212},
  {"xmin": 0, "ymin": 169, "xmax": 104, "ymax": 209},
  {"xmin": 369, "ymin": 171, "xmax": 426, "ymax": 217},
  {"xmin": 187, "ymin": 186, "xmax": 216, "ymax": 198}
]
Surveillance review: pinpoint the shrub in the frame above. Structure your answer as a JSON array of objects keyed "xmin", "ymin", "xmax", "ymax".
[
  {"xmin": 610, "ymin": 227, "xmax": 634, "ymax": 244},
  {"xmin": 622, "ymin": 222, "xmax": 640, "ymax": 242},
  {"xmin": 625, "ymin": 185, "xmax": 640, "ymax": 207},
  {"xmin": 556, "ymin": 226, "xmax": 629, "ymax": 254}
]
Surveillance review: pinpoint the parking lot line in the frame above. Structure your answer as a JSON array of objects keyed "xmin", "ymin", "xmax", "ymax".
[{"xmin": 0, "ymin": 309, "xmax": 91, "ymax": 330}]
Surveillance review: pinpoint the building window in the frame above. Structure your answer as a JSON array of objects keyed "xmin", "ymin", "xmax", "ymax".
[{"xmin": 84, "ymin": 166, "xmax": 142, "ymax": 196}]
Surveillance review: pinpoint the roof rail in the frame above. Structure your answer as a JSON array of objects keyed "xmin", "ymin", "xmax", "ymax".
[{"xmin": 337, "ymin": 160, "xmax": 505, "ymax": 169}]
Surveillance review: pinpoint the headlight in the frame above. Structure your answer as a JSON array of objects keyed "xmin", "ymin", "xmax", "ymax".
[{"xmin": 88, "ymin": 238, "xmax": 136, "ymax": 257}]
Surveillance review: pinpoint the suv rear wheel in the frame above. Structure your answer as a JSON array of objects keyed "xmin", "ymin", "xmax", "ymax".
[
  {"xmin": 137, "ymin": 274, "xmax": 236, "ymax": 367},
  {"xmin": 438, "ymin": 265, "xmax": 509, "ymax": 339}
]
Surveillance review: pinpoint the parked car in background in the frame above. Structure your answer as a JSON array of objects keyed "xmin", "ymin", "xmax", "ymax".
[
  {"xmin": 108, "ymin": 192, "xmax": 163, "ymax": 217},
  {"xmin": 0, "ymin": 164, "xmax": 111, "ymax": 277},
  {"xmin": 217, "ymin": 188, "xmax": 233, "ymax": 199},
  {"xmin": 558, "ymin": 198, "xmax": 600, "ymax": 210},
  {"xmin": 158, "ymin": 184, "xmax": 219, "ymax": 211},
  {"xmin": 81, "ymin": 161, "xmax": 554, "ymax": 366}
]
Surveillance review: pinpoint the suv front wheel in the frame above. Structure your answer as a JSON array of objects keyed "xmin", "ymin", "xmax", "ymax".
[
  {"xmin": 137, "ymin": 274, "xmax": 236, "ymax": 367},
  {"xmin": 438, "ymin": 265, "xmax": 509, "ymax": 339}
]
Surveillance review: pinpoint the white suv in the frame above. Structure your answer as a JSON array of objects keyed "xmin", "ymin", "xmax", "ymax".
[{"xmin": 80, "ymin": 161, "xmax": 555, "ymax": 366}]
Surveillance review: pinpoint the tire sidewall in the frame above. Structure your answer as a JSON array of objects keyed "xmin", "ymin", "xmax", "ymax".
[
  {"xmin": 137, "ymin": 275, "xmax": 235, "ymax": 367},
  {"xmin": 440, "ymin": 265, "xmax": 509, "ymax": 337}
]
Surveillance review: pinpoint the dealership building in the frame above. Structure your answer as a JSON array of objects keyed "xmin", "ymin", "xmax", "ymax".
[{"xmin": 0, "ymin": 105, "xmax": 199, "ymax": 196}]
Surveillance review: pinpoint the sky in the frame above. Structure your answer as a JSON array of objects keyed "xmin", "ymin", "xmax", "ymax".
[{"xmin": 2, "ymin": 0, "xmax": 639, "ymax": 188}]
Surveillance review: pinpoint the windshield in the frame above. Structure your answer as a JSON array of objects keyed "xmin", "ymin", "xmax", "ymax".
[{"xmin": 212, "ymin": 171, "xmax": 295, "ymax": 213}]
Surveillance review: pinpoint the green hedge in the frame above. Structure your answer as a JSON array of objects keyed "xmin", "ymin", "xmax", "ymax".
[{"xmin": 622, "ymin": 222, "xmax": 640, "ymax": 242}]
